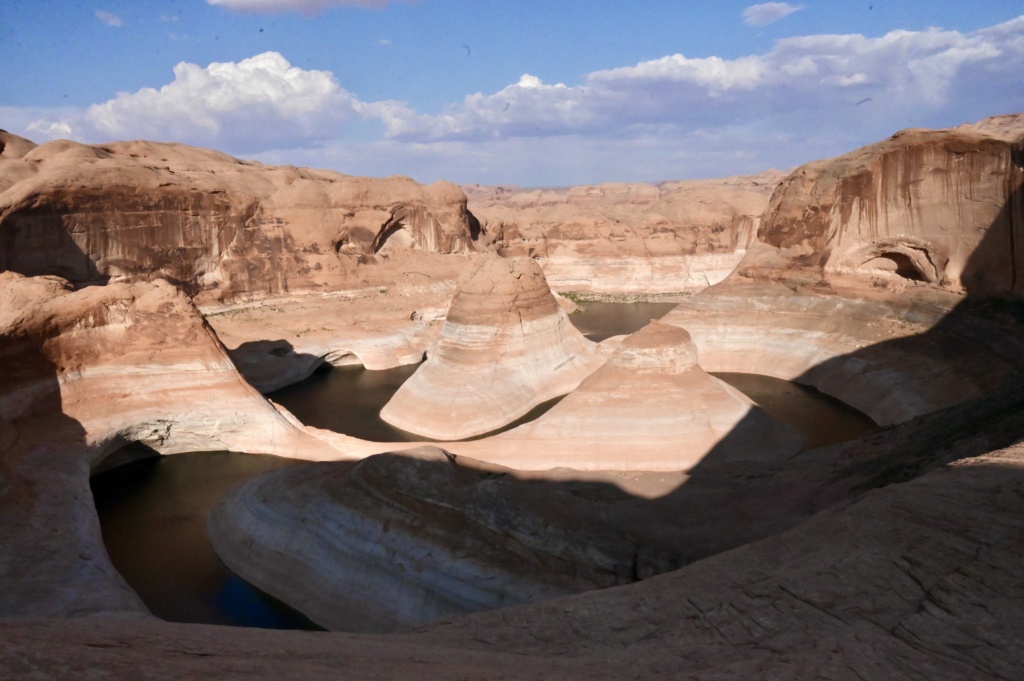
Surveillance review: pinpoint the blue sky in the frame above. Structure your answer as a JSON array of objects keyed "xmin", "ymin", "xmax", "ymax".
[{"xmin": 2, "ymin": 0, "xmax": 1023, "ymax": 185}]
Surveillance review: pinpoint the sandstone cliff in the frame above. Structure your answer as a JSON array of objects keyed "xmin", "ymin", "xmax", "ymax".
[
  {"xmin": 465, "ymin": 171, "xmax": 782, "ymax": 293},
  {"xmin": 0, "ymin": 271, "xmax": 348, "ymax": 459},
  {"xmin": 0, "ymin": 272, "xmax": 368, "ymax": 619},
  {"xmin": 0, "ymin": 136, "xmax": 477, "ymax": 302},
  {"xmin": 742, "ymin": 115, "xmax": 1024, "ymax": 295},
  {"xmin": 659, "ymin": 115, "xmax": 1024, "ymax": 427}
]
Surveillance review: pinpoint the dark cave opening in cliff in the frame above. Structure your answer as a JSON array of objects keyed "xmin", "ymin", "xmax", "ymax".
[{"xmin": 862, "ymin": 251, "xmax": 930, "ymax": 281}]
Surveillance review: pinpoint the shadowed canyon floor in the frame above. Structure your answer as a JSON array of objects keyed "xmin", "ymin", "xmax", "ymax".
[{"xmin": 2, "ymin": 115, "xmax": 1024, "ymax": 678}]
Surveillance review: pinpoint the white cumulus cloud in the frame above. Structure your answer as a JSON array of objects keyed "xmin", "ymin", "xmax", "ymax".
[
  {"xmin": 94, "ymin": 10, "xmax": 124, "ymax": 27},
  {"xmin": 29, "ymin": 52, "xmax": 364, "ymax": 152},
  {"xmin": 743, "ymin": 2, "xmax": 804, "ymax": 27},
  {"xmin": 14, "ymin": 17, "xmax": 1024, "ymax": 185},
  {"xmin": 375, "ymin": 18, "xmax": 1024, "ymax": 148},
  {"xmin": 208, "ymin": 0, "xmax": 396, "ymax": 14}
]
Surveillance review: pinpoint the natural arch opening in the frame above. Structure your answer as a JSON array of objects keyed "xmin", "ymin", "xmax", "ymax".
[
  {"xmin": 374, "ymin": 222, "xmax": 415, "ymax": 255},
  {"xmin": 862, "ymin": 251, "xmax": 929, "ymax": 281}
]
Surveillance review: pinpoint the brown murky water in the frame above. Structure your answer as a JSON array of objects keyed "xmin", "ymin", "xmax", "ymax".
[
  {"xmin": 91, "ymin": 448, "xmax": 322, "ymax": 630},
  {"xmin": 92, "ymin": 302, "xmax": 876, "ymax": 628},
  {"xmin": 569, "ymin": 301, "xmax": 679, "ymax": 341},
  {"xmin": 712, "ymin": 372, "xmax": 877, "ymax": 451}
]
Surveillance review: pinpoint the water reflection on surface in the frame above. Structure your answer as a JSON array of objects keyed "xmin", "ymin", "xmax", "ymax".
[
  {"xmin": 91, "ymin": 448, "xmax": 322, "ymax": 630},
  {"xmin": 712, "ymin": 372, "xmax": 878, "ymax": 450},
  {"xmin": 270, "ymin": 363, "xmax": 423, "ymax": 441},
  {"xmin": 568, "ymin": 301, "xmax": 678, "ymax": 341}
]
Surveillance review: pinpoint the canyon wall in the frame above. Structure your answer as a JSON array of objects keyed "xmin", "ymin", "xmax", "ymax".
[
  {"xmin": 743, "ymin": 115, "xmax": 1024, "ymax": 295},
  {"xmin": 0, "ymin": 132, "xmax": 476, "ymax": 302},
  {"xmin": 0, "ymin": 271, "xmax": 342, "ymax": 459},
  {"xmin": 465, "ymin": 171, "xmax": 782, "ymax": 293},
  {"xmin": 665, "ymin": 114, "xmax": 1024, "ymax": 426}
]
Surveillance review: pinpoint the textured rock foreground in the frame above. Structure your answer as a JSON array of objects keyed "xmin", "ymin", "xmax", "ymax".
[
  {"xmin": 210, "ymin": 447, "xmax": 688, "ymax": 632},
  {"xmin": 8, "ymin": 441, "xmax": 1024, "ymax": 679},
  {"xmin": 381, "ymin": 255, "xmax": 611, "ymax": 439}
]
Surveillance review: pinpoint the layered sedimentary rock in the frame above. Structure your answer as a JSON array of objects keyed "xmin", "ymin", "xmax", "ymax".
[
  {"xmin": 0, "ymin": 271, "xmax": 344, "ymax": 458},
  {"xmin": 5, "ymin": 116, "xmax": 1024, "ymax": 680},
  {"xmin": 205, "ymin": 276, "xmax": 457, "ymax": 392},
  {"xmin": 210, "ymin": 446, "xmax": 696, "ymax": 632},
  {"xmin": 415, "ymin": 444, "xmax": 1024, "ymax": 680},
  {"xmin": 661, "ymin": 116, "xmax": 1024, "ymax": 426},
  {"xmin": 451, "ymin": 321, "xmax": 803, "ymax": 470},
  {"xmin": 0, "ymin": 271, "xmax": 361, "ymax": 618},
  {"xmin": 661, "ymin": 281, "xmax": 1024, "ymax": 426},
  {"xmin": 381, "ymin": 255, "xmax": 611, "ymax": 439},
  {"xmin": 7, "ymin": 451, "xmax": 1024, "ymax": 680},
  {"xmin": 743, "ymin": 116, "xmax": 1024, "ymax": 296},
  {"xmin": 0, "ymin": 134, "xmax": 476, "ymax": 302},
  {"xmin": 465, "ymin": 171, "xmax": 782, "ymax": 293}
]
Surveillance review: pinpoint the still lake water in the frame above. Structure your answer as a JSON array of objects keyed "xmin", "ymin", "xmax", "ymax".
[
  {"xmin": 92, "ymin": 301, "xmax": 877, "ymax": 629},
  {"xmin": 91, "ymin": 448, "xmax": 321, "ymax": 630}
]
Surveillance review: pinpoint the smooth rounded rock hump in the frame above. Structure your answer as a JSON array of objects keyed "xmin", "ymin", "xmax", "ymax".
[
  {"xmin": 380, "ymin": 255, "xmax": 607, "ymax": 440},
  {"xmin": 451, "ymin": 320, "xmax": 803, "ymax": 470},
  {"xmin": 607, "ymin": 321, "xmax": 699, "ymax": 374},
  {"xmin": 207, "ymin": 446, "xmax": 687, "ymax": 632}
]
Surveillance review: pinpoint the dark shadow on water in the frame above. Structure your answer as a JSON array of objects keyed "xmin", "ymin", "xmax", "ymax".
[
  {"xmin": 271, "ymin": 363, "xmax": 425, "ymax": 441},
  {"xmin": 712, "ymin": 373, "xmax": 877, "ymax": 451},
  {"xmin": 90, "ymin": 448, "xmax": 323, "ymax": 631}
]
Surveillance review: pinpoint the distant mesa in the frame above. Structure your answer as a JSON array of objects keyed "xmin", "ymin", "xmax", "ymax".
[{"xmin": 464, "ymin": 171, "xmax": 783, "ymax": 294}]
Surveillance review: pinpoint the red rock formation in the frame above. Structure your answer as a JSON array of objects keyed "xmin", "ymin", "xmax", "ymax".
[
  {"xmin": 665, "ymin": 115, "xmax": 1024, "ymax": 426},
  {"xmin": 450, "ymin": 321, "xmax": 803, "ymax": 470},
  {"xmin": 208, "ymin": 447, "xmax": 687, "ymax": 632},
  {"xmin": 380, "ymin": 255, "xmax": 612, "ymax": 440},
  {"xmin": 0, "ymin": 137, "xmax": 477, "ymax": 302},
  {"xmin": 465, "ymin": 172, "xmax": 782, "ymax": 293},
  {"xmin": 0, "ymin": 271, "xmax": 368, "ymax": 618},
  {"xmin": 745, "ymin": 116, "xmax": 1024, "ymax": 295},
  {"xmin": 0, "ymin": 271, "xmax": 347, "ymax": 459}
]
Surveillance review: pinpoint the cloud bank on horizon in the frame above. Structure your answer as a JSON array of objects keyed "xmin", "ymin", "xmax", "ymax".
[{"xmin": 14, "ymin": 8, "xmax": 1024, "ymax": 186}]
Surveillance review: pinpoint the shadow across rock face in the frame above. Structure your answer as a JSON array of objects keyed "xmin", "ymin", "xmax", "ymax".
[{"xmin": 207, "ymin": 446, "xmax": 694, "ymax": 633}]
